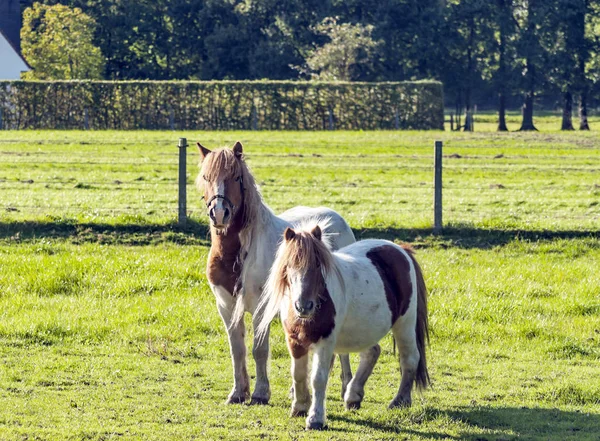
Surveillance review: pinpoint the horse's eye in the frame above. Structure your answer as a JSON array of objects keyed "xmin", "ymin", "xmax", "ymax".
[{"xmin": 203, "ymin": 175, "xmax": 209, "ymax": 182}]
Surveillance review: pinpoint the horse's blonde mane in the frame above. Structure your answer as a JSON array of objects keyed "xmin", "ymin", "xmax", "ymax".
[{"xmin": 256, "ymin": 219, "xmax": 343, "ymax": 340}]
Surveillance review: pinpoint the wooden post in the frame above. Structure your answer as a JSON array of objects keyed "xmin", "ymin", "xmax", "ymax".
[
  {"xmin": 450, "ymin": 114, "xmax": 454, "ymax": 131},
  {"xmin": 169, "ymin": 108, "xmax": 175, "ymax": 130},
  {"xmin": 178, "ymin": 138, "xmax": 188, "ymax": 227},
  {"xmin": 433, "ymin": 140, "xmax": 443, "ymax": 234},
  {"xmin": 328, "ymin": 108, "xmax": 334, "ymax": 130},
  {"xmin": 394, "ymin": 108, "xmax": 400, "ymax": 129},
  {"xmin": 0, "ymin": 108, "xmax": 3, "ymax": 130},
  {"xmin": 84, "ymin": 108, "xmax": 89, "ymax": 130}
]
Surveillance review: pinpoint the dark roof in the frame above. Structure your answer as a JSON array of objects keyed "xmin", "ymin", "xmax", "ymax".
[{"xmin": 0, "ymin": 0, "xmax": 21, "ymax": 54}]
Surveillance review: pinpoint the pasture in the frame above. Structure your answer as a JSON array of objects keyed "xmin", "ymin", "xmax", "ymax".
[{"xmin": 0, "ymin": 116, "xmax": 599, "ymax": 440}]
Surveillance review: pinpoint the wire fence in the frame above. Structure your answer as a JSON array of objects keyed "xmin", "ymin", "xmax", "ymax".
[{"xmin": 1, "ymin": 139, "xmax": 599, "ymax": 230}]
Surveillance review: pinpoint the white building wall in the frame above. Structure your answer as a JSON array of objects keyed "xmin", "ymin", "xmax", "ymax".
[{"xmin": 0, "ymin": 33, "xmax": 29, "ymax": 80}]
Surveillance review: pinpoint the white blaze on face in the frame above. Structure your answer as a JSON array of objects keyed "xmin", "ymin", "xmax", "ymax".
[
  {"xmin": 211, "ymin": 179, "xmax": 229, "ymax": 225},
  {"xmin": 288, "ymin": 270, "xmax": 304, "ymax": 307}
]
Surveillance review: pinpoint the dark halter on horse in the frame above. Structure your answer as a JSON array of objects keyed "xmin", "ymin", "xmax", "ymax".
[{"xmin": 205, "ymin": 175, "xmax": 244, "ymax": 215}]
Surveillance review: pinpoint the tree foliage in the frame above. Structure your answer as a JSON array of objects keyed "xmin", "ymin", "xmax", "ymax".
[
  {"xmin": 21, "ymin": 3, "xmax": 104, "ymax": 80},
  {"xmin": 17, "ymin": 0, "xmax": 600, "ymax": 129},
  {"xmin": 304, "ymin": 17, "xmax": 380, "ymax": 81}
]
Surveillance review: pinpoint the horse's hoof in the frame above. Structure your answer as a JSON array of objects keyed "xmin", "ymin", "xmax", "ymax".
[
  {"xmin": 226, "ymin": 395, "xmax": 247, "ymax": 404},
  {"xmin": 388, "ymin": 399, "xmax": 411, "ymax": 409},
  {"xmin": 345, "ymin": 401, "xmax": 361, "ymax": 410},
  {"xmin": 290, "ymin": 409, "xmax": 308, "ymax": 417},
  {"xmin": 306, "ymin": 421, "xmax": 326, "ymax": 431},
  {"xmin": 250, "ymin": 397, "xmax": 269, "ymax": 406}
]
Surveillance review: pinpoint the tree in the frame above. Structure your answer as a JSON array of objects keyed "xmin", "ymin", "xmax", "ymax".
[
  {"xmin": 21, "ymin": 3, "xmax": 104, "ymax": 79},
  {"xmin": 304, "ymin": 17, "xmax": 380, "ymax": 81},
  {"xmin": 494, "ymin": 0, "xmax": 518, "ymax": 131}
]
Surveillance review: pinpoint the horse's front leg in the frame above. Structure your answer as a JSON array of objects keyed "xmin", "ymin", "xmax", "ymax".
[
  {"xmin": 307, "ymin": 342, "xmax": 335, "ymax": 430},
  {"xmin": 216, "ymin": 301, "xmax": 250, "ymax": 404},
  {"xmin": 290, "ymin": 353, "xmax": 310, "ymax": 417},
  {"xmin": 250, "ymin": 314, "xmax": 270, "ymax": 405}
]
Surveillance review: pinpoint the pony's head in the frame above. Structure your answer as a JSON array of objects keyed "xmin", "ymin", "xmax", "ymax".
[
  {"xmin": 269, "ymin": 222, "xmax": 338, "ymax": 318},
  {"xmin": 256, "ymin": 219, "xmax": 344, "ymax": 339},
  {"xmin": 196, "ymin": 141, "xmax": 257, "ymax": 233}
]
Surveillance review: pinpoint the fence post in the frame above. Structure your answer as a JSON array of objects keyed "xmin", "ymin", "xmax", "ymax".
[
  {"xmin": 169, "ymin": 108, "xmax": 175, "ymax": 131},
  {"xmin": 328, "ymin": 108, "xmax": 334, "ymax": 130},
  {"xmin": 177, "ymin": 138, "xmax": 188, "ymax": 227},
  {"xmin": 433, "ymin": 140, "xmax": 443, "ymax": 234},
  {"xmin": 450, "ymin": 114, "xmax": 454, "ymax": 131},
  {"xmin": 84, "ymin": 108, "xmax": 89, "ymax": 130},
  {"xmin": 0, "ymin": 108, "xmax": 3, "ymax": 130},
  {"xmin": 394, "ymin": 108, "xmax": 400, "ymax": 129}
]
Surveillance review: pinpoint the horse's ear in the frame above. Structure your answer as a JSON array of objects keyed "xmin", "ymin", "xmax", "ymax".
[
  {"xmin": 311, "ymin": 225, "xmax": 322, "ymax": 241},
  {"xmin": 284, "ymin": 227, "xmax": 296, "ymax": 242},
  {"xmin": 232, "ymin": 141, "xmax": 243, "ymax": 158},
  {"xmin": 198, "ymin": 143, "xmax": 211, "ymax": 159}
]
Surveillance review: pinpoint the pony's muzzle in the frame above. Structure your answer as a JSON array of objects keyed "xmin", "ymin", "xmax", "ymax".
[
  {"xmin": 210, "ymin": 206, "xmax": 231, "ymax": 227},
  {"xmin": 294, "ymin": 300, "xmax": 314, "ymax": 317}
]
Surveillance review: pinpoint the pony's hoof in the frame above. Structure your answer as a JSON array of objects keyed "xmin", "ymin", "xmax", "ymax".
[
  {"xmin": 250, "ymin": 397, "xmax": 269, "ymax": 406},
  {"xmin": 306, "ymin": 421, "xmax": 327, "ymax": 431},
  {"xmin": 226, "ymin": 393, "xmax": 248, "ymax": 404},
  {"xmin": 388, "ymin": 398, "xmax": 411, "ymax": 409},
  {"xmin": 290, "ymin": 409, "xmax": 308, "ymax": 417},
  {"xmin": 345, "ymin": 401, "xmax": 361, "ymax": 410}
]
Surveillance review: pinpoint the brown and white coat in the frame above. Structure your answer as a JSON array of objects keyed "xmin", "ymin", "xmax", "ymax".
[{"xmin": 258, "ymin": 224, "xmax": 429, "ymax": 430}]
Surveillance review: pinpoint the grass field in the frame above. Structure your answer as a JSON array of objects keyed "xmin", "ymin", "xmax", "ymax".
[{"xmin": 0, "ymin": 114, "xmax": 599, "ymax": 440}]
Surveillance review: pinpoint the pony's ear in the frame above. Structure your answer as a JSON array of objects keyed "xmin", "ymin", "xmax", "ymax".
[
  {"xmin": 311, "ymin": 225, "xmax": 322, "ymax": 241},
  {"xmin": 232, "ymin": 141, "xmax": 243, "ymax": 158},
  {"xmin": 197, "ymin": 143, "xmax": 211, "ymax": 159},
  {"xmin": 284, "ymin": 227, "xmax": 296, "ymax": 242}
]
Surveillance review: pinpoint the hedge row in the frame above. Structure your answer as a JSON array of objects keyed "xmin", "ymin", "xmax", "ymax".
[{"xmin": 0, "ymin": 80, "xmax": 444, "ymax": 130}]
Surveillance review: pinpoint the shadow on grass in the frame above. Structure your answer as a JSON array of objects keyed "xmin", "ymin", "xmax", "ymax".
[
  {"xmin": 331, "ymin": 405, "xmax": 600, "ymax": 440},
  {"xmin": 0, "ymin": 219, "xmax": 210, "ymax": 246},
  {"xmin": 355, "ymin": 224, "xmax": 600, "ymax": 249},
  {"xmin": 1, "ymin": 219, "xmax": 599, "ymax": 249}
]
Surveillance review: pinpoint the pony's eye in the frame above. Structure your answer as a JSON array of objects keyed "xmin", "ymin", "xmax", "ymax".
[{"xmin": 203, "ymin": 175, "xmax": 210, "ymax": 182}]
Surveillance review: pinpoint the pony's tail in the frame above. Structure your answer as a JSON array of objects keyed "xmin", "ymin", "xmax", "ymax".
[{"xmin": 406, "ymin": 249, "xmax": 430, "ymax": 390}]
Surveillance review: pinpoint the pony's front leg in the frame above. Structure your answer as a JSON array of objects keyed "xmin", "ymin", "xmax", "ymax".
[
  {"xmin": 306, "ymin": 343, "xmax": 335, "ymax": 430},
  {"xmin": 217, "ymin": 302, "xmax": 250, "ymax": 404},
  {"xmin": 250, "ymin": 315, "xmax": 270, "ymax": 405},
  {"xmin": 290, "ymin": 353, "xmax": 310, "ymax": 417}
]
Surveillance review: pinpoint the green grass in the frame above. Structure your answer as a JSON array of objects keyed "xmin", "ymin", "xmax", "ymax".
[{"xmin": 0, "ymin": 116, "xmax": 599, "ymax": 440}]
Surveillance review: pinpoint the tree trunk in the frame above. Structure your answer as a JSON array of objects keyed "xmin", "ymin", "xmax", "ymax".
[
  {"xmin": 498, "ymin": 93, "xmax": 508, "ymax": 132},
  {"xmin": 519, "ymin": 60, "xmax": 537, "ymax": 131},
  {"xmin": 561, "ymin": 91, "xmax": 574, "ymax": 130},
  {"xmin": 579, "ymin": 90, "xmax": 590, "ymax": 130},
  {"xmin": 463, "ymin": 17, "xmax": 475, "ymax": 132},
  {"xmin": 497, "ymin": 0, "xmax": 509, "ymax": 132}
]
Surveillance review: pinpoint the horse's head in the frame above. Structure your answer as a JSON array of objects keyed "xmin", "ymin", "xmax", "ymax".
[
  {"xmin": 279, "ymin": 225, "xmax": 332, "ymax": 319},
  {"xmin": 197, "ymin": 141, "xmax": 245, "ymax": 232}
]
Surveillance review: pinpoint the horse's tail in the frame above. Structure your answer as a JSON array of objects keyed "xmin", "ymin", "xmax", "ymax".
[{"xmin": 403, "ymin": 246, "xmax": 430, "ymax": 389}]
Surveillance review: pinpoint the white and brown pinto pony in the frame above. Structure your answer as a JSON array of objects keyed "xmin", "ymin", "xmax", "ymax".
[
  {"xmin": 196, "ymin": 142, "xmax": 356, "ymax": 405},
  {"xmin": 257, "ymin": 222, "xmax": 430, "ymax": 430}
]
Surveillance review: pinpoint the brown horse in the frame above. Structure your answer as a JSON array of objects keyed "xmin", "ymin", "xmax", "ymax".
[{"xmin": 196, "ymin": 142, "xmax": 356, "ymax": 405}]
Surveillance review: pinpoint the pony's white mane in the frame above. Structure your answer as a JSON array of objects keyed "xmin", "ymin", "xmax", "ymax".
[{"xmin": 255, "ymin": 217, "xmax": 344, "ymax": 341}]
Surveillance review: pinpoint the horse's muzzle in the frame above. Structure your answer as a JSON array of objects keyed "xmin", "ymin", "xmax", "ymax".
[{"xmin": 294, "ymin": 300, "xmax": 314, "ymax": 317}]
